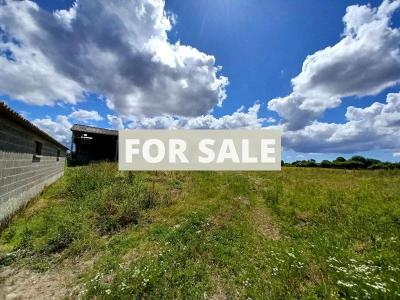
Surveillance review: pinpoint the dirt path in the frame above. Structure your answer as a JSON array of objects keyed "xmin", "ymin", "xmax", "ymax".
[
  {"xmin": 252, "ymin": 208, "xmax": 280, "ymax": 240},
  {"xmin": 0, "ymin": 257, "xmax": 94, "ymax": 300}
]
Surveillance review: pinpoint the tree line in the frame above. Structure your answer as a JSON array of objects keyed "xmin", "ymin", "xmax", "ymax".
[{"xmin": 282, "ymin": 156, "xmax": 400, "ymax": 170}]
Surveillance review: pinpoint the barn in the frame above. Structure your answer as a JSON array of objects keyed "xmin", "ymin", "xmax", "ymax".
[
  {"xmin": 0, "ymin": 102, "xmax": 68, "ymax": 225},
  {"xmin": 71, "ymin": 124, "xmax": 118, "ymax": 164}
]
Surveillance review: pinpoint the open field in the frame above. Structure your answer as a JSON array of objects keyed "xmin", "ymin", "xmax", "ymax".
[{"xmin": 1, "ymin": 163, "xmax": 400, "ymax": 299}]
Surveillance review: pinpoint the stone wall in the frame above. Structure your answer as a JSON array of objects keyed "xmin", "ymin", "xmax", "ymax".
[{"xmin": 0, "ymin": 117, "xmax": 66, "ymax": 224}]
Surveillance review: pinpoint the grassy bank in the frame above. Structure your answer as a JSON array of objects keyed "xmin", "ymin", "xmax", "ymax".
[{"xmin": 1, "ymin": 163, "xmax": 400, "ymax": 299}]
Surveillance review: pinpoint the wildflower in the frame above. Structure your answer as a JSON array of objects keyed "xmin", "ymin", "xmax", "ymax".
[
  {"xmin": 337, "ymin": 280, "xmax": 357, "ymax": 288},
  {"xmin": 243, "ymin": 279, "xmax": 250, "ymax": 287},
  {"xmin": 362, "ymin": 289, "xmax": 370, "ymax": 296},
  {"xmin": 120, "ymin": 282, "xmax": 127, "ymax": 291},
  {"xmin": 365, "ymin": 282, "xmax": 387, "ymax": 293},
  {"xmin": 327, "ymin": 256, "xmax": 339, "ymax": 263}
]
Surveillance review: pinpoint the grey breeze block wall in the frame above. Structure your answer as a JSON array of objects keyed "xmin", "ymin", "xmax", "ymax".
[{"xmin": 0, "ymin": 116, "xmax": 66, "ymax": 224}]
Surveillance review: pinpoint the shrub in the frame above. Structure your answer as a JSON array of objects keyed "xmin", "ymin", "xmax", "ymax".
[
  {"xmin": 350, "ymin": 155, "xmax": 367, "ymax": 167},
  {"xmin": 90, "ymin": 180, "xmax": 151, "ymax": 234},
  {"xmin": 44, "ymin": 223, "xmax": 79, "ymax": 254},
  {"xmin": 66, "ymin": 163, "xmax": 118, "ymax": 199},
  {"xmin": 320, "ymin": 160, "xmax": 332, "ymax": 168}
]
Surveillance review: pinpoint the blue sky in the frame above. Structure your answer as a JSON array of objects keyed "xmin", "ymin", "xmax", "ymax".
[{"xmin": 1, "ymin": 0, "xmax": 399, "ymax": 162}]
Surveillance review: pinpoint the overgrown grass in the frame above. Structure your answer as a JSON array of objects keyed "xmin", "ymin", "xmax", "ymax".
[{"xmin": 1, "ymin": 164, "xmax": 399, "ymax": 299}]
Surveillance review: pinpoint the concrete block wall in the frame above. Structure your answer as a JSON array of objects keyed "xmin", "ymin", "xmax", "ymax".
[{"xmin": 0, "ymin": 117, "xmax": 66, "ymax": 224}]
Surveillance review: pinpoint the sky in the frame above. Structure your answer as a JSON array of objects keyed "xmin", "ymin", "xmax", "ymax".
[{"xmin": 0, "ymin": 0, "xmax": 399, "ymax": 162}]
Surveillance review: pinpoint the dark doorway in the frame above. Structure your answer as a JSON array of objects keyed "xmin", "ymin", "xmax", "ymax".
[{"xmin": 71, "ymin": 125, "xmax": 118, "ymax": 164}]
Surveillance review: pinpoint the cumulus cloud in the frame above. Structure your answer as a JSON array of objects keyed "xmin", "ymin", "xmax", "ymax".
[
  {"xmin": 32, "ymin": 115, "xmax": 72, "ymax": 146},
  {"xmin": 32, "ymin": 108, "xmax": 103, "ymax": 145},
  {"xmin": 69, "ymin": 109, "xmax": 103, "ymax": 123},
  {"xmin": 128, "ymin": 103, "xmax": 265, "ymax": 129},
  {"xmin": 268, "ymin": 0, "xmax": 400, "ymax": 130},
  {"xmin": 107, "ymin": 114, "xmax": 125, "ymax": 130},
  {"xmin": 24, "ymin": 102, "xmax": 273, "ymax": 155},
  {"xmin": 393, "ymin": 152, "xmax": 400, "ymax": 158},
  {"xmin": 0, "ymin": 0, "xmax": 228, "ymax": 117},
  {"xmin": 283, "ymin": 92, "xmax": 400, "ymax": 153},
  {"xmin": 266, "ymin": 117, "xmax": 276, "ymax": 123},
  {"xmin": 293, "ymin": 0, "xmax": 400, "ymax": 99},
  {"xmin": 268, "ymin": 94, "xmax": 341, "ymax": 130},
  {"xmin": 28, "ymin": 102, "xmax": 265, "ymax": 147},
  {"xmin": 184, "ymin": 103, "xmax": 265, "ymax": 129}
]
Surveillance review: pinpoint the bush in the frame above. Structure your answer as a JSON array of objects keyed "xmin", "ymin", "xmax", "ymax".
[
  {"xmin": 44, "ymin": 223, "xmax": 80, "ymax": 254},
  {"xmin": 89, "ymin": 179, "xmax": 151, "ymax": 234},
  {"xmin": 291, "ymin": 160, "xmax": 317, "ymax": 167},
  {"xmin": 66, "ymin": 163, "xmax": 118, "ymax": 199},
  {"xmin": 3, "ymin": 163, "xmax": 158, "ymax": 257},
  {"xmin": 320, "ymin": 160, "xmax": 332, "ymax": 168},
  {"xmin": 350, "ymin": 155, "xmax": 367, "ymax": 166},
  {"xmin": 286, "ymin": 156, "xmax": 399, "ymax": 170},
  {"xmin": 332, "ymin": 160, "xmax": 365, "ymax": 169}
]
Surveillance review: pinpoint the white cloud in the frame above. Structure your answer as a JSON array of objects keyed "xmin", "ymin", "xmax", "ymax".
[
  {"xmin": 128, "ymin": 103, "xmax": 265, "ymax": 129},
  {"xmin": 32, "ymin": 115, "xmax": 72, "ymax": 146},
  {"xmin": 18, "ymin": 110, "xmax": 29, "ymax": 119},
  {"xmin": 293, "ymin": 0, "xmax": 400, "ymax": 99},
  {"xmin": 0, "ymin": 0, "xmax": 228, "ymax": 117},
  {"xmin": 268, "ymin": 93, "xmax": 341, "ymax": 130},
  {"xmin": 69, "ymin": 109, "xmax": 103, "ymax": 123},
  {"xmin": 268, "ymin": 0, "xmax": 400, "ymax": 130},
  {"xmin": 28, "ymin": 102, "xmax": 264, "ymax": 147},
  {"xmin": 107, "ymin": 114, "xmax": 124, "ymax": 130},
  {"xmin": 283, "ymin": 92, "xmax": 400, "ymax": 153},
  {"xmin": 393, "ymin": 152, "xmax": 400, "ymax": 158},
  {"xmin": 185, "ymin": 103, "xmax": 265, "ymax": 129}
]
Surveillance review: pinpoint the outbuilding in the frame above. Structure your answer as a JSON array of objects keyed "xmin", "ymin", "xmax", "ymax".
[
  {"xmin": 0, "ymin": 102, "xmax": 68, "ymax": 225},
  {"xmin": 71, "ymin": 124, "xmax": 118, "ymax": 164}
]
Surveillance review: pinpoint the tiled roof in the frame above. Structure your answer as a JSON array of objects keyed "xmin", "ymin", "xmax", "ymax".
[
  {"xmin": 71, "ymin": 124, "xmax": 118, "ymax": 136},
  {"xmin": 0, "ymin": 101, "xmax": 68, "ymax": 150}
]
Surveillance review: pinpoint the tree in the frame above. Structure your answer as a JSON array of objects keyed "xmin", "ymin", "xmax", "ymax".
[
  {"xmin": 285, "ymin": 156, "xmax": 398, "ymax": 170},
  {"xmin": 344, "ymin": 160, "xmax": 365, "ymax": 169},
  {"xmin": 334, "ymin": 156, "xmax": 346, "ymax": 163},
  {"xmin": 350, "ymin": 155, "xmax": 367, "ymax": 167},
  {"xmin": 307, "ymin": 159, "xmax": 317, "ymax": 167},
  {"xmin": 320, "ymin": 160, "xmax": 332, "ymax": 168},
  {"xmin": 365, "ymin": 158, "xmax": 381, "ymax": 167}
]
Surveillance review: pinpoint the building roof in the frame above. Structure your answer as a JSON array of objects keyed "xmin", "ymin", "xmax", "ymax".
[
  {"xmin": 0, "ymin": 101, "xmax": 68, "ymax": 150},
  {"xmin": 71, "ymin": 124, "xmax": 118, "ymax": 136}
]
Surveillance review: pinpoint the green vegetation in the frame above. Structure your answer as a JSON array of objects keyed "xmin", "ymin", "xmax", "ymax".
[
  {"xmin": 285, "ymin": 155, "xmax": 400, "ymax": 170},
  {"xmin": 1, "ymin": 163, "xmax": 400, "ymax": 299}
]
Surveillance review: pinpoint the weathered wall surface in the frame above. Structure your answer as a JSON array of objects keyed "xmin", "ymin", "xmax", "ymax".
[{"xmin": 0, "ymin": 117, "xmax": 66, "ymax": 224}]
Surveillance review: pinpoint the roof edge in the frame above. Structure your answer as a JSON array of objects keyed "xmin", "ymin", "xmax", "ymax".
[
  {"xmin": 0, "ymin": 101, "xmax": 69, "ymax": 150},
  {"xmin": 71, "ymin": 124, "xmax": 118, "ymax": 136}
]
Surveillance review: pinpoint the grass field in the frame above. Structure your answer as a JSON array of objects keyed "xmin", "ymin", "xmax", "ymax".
[{"xmin": 1, "ymin": 163, "xmax": 400, "ymax": 299}]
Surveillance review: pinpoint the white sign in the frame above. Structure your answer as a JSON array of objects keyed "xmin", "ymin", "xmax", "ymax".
[{"xmin": 119, "ymin": 130, "xmax": 281, "ymax": 171}]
